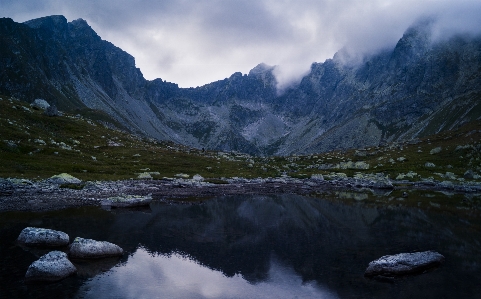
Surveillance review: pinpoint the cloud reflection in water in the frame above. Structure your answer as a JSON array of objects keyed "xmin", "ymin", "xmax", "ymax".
[{"xmin": 77, "ymin": 247, "xmax": 338, "ymax": 299}]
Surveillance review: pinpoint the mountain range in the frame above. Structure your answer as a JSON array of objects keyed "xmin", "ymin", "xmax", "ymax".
[{"xmin": 1, "ymin": 15, "xmax": 480, "ymax": 155}]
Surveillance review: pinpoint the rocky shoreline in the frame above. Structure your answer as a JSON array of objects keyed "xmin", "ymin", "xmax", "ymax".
[{"xmin": 2, "ymin": 174, "xmax": 481, "ymax": 212}]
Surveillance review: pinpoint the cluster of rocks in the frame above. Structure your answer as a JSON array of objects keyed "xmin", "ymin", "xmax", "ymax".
[
  {"xmin": 2, "ymin": 169, "xmax": 481, "ymax": 212},
  {"xmin": 17, "ymin": 227, "xmax": 123, "ymax": 282}
]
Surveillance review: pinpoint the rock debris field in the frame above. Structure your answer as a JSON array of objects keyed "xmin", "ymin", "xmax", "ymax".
[{"xmin": 1, "ymin": 172, "xmax": 481, "ymax": 212}]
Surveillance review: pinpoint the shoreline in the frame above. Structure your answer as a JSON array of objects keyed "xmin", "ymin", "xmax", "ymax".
[{"xmin": 1, "ymin": 176, "xmax": 481, "ymax": 212}]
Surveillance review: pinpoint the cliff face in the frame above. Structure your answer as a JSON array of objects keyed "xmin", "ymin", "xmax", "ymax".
[{"xmin": 1, "ymin": 15, "xmax": 481, "ymax": 155}]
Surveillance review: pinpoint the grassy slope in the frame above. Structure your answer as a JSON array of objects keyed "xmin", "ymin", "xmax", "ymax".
[
  {"xmin": 1, "ymin": 94, "xmax": 480, "ymax": 185},
  {"xmin": 0, "ymin": 96, "xmax": 274, "ymax": 180}
]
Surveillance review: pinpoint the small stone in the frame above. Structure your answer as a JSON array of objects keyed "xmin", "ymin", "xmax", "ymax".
[
  {"xmin": 69, "ymin": 237, "xmax": 123, "ymax": 259},
  {"xmin": 464, "ymin": 170, "xmax": 475, "ymax": 180},
  {"xmin": 25, "ymin": 251, "xmax": 76, "ymax": 282},
  {"xmin": 425, "ymin": 162, "xmax": 435, "ymax": 168},
  {"xmin": 175, "ymin": 173, "xmax": 190, "ymax": 179},
  {"xmin": 310, "ymin": 174, "xmax": 324, "ymax": 181},
  {"xmin": 137, "ymin": 172, "xmax": 153, "ymax": 179},
  {"xmin": 430, "ymin": 147, "xmax": 442, "ymax": 155},
  {"xmin": 192, "ymin": 174, "xmax": 204, "ymax": 182}
]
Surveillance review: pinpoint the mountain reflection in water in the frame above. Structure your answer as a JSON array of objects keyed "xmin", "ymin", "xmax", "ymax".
[{"xmin": 1, "ymin": 194, "xmax": 480, "ymax": 299}]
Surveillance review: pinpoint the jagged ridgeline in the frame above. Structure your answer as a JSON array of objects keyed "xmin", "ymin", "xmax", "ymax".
[{"xmin": 1, "ymin": 15, "xmax": 481, "ymax": 155}]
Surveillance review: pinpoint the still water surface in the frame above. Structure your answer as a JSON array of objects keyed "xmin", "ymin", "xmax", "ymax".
[{"xmin": 0, "ymin": 194, "xmax": 480, "ymax": 298}]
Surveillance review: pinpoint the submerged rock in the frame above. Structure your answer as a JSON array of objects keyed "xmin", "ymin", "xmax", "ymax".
[
  {"xmin": 69, "ymin": 237, "xmax": 123, "ymax": 259},
  {"xmin": 101, "ymin": 194, "xmax": 152, "ymax": 208},
  {"xmin": 17, "ymin": 227, "xmax": 69, "ymax": 247},
  {"xmin": 365, "ymin": 251, "xmax": 445, "ymax": 278},
  {"xmin": 25, "ymin": 251, "xmax": 76, "ymax": 282}
]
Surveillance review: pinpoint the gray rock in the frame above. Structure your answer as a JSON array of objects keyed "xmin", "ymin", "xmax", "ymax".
[
  {"xmin": 48, "ymin": 173, "xmax": 82, "ymax": 184},
  {"xmin": 25, "ymin": 251, "xmax": 76, "ymax": 282},
  {"xmin": 69, "ymin": 237, "xmax": 123, "ymax": 259},
  {"xmin": 101, "ymin": 194, "xmax": 152, "ymax": 208},
  {"xmin": 0, "ymin": 178, "xmax": 14, "ymax": 195},
  {"xmin": 430, "ymin": 147, "xmax": 442, "ymax": 155},
  {"xmin": 43, "ymin": 104, "xmax": 60, "ymax": 116},
  {"xmin": 310, "ymin": 174, "xmax": 324, "ymax": 181},
  {"xmin": 192, "ymin": 174, "xmax": 204, "ymax": 182},
  {"xmin": 17, "ymin": 227, "xmax": 69, "ymax": 247},
  {"xmin": 30, "ymin": 99, "xmax": 50, "ymax": 110},
  {"xmin": 365, "ymin": 251, "xmax": 445, "ymax": 278},
  {"xmin": 464, "ymin": 170, "xmax": 475, "ymax": 180}
]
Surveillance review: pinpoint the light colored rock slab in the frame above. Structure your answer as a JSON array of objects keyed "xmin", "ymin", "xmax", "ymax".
[
  {"xmin": 365, "ymin": 251, "xmax": 445, "ymax": 277},
  {"xmin": 25, "ymin": 251, "xmax": 76, "ymax": 282},
  {"xmin": 17, "ymin": 227, "xmax": 69, "ymax": 247},
  {"xmin": 69, "ymin": 237, "xmax": 123, "ymax": 259}
]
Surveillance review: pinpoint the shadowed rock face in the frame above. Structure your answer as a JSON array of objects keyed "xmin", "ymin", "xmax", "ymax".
[
  {"xmin": 25, "ymin": 251, "xmax": 77, "ymax": 282},
  {"xmin": 1, "ymin": 16, "xmax": 481, "ymax": 155},
  {"xmin": 364, "ymin": 251, "xmax": 445, "ymax": 278},
  {"xmin": 17, "ymin": 227, "xmax": 69, "ymax": 247}
]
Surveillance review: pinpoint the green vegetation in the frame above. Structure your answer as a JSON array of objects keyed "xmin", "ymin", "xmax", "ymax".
[{"xmin": 1, "ymin": 95, "xmax": 480, "ymax": 186}]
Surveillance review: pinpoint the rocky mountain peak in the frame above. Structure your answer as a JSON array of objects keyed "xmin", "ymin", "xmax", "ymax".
[
  {"xmin": 23, "ymin": 15, "xmax": 67, "ymax": 29},
  {"xmin": 248, "ymin": 63, "xmax": 275, "ymax": 77},
  {"xmin": 391, "ymin": 18, "xmax": 433, "ymax": 64},
  {"xmin": 23, "ymin": 15, "xmax": 69, "ymax": 40},
  {"xmin": 248, "ymin": 63, "xmax": 277, "ymax": 87}
]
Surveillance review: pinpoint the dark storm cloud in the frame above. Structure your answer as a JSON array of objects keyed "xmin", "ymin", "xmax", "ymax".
[{"xmin": 2, "ymin": 0, "xmax": 481, "ymax": 88}]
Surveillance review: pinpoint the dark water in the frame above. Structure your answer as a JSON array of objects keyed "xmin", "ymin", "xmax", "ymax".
[{"xmin": 0, "ymin": 194, "xmax": 480, "ymax": 299}]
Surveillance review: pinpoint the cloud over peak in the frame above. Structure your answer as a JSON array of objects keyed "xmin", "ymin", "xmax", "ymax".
[{"xmin": 2, "ymin": 0, "xmax": 481, "ymax": 88}]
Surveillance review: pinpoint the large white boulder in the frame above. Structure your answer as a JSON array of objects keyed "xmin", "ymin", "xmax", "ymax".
[
  {"xmin": 17, "ymin": 227, "xmax": 69, "ymax": 247},
  {"xmin": 25, "ymin": 251, "xmax": 77, "ymax": 282},
  {"xmin": 365, "ymin": 251, "xmax": 445, "ymax": 278},
  {"xmin": 69, "ymin": 237, "xmax": 123, "ymax": 259}
]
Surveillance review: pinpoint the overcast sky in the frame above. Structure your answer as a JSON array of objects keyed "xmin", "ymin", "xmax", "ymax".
[{"xmin": 2, "ymin": 0, "xmax": 481, "ymax": 88}]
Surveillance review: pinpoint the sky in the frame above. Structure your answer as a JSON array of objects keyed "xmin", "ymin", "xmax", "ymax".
[{"xmin": 2, "ymin": 0, "xmax": 481, "ymax": 89}]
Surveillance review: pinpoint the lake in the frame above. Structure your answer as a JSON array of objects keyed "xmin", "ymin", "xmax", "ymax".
[{"xmin": 1, "ymin": 193, "xmax": 480, "ymax": 298}]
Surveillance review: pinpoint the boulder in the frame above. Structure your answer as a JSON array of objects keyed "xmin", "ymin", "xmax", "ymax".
[
  {"xmin": 0, "ymin": 178, "xmax": 14, "ymax": 195},
  {"xmin": 30, "ymin": 99, "xmax": 50, "ymax": 110},
  {"xmin": 48, "ymin": 173, "xmax": 82, "ymax": 184},
  {"xmin": 310, "ymin": 174, "xmax": 324, "ymax": 181},
  {"xmin": 101, "ymin": 194, "xmax": 152, "ymax": 208},
  {"xmin": 44, "ymin": 104, "xmax": 60, "ymax": 117},
  {"xmin": 192, "ymin": 174, "xmax": 204, "ymax": 182},
  {"xmin": 365, "ymin": 251, "xmax": 445, "ymax": 278},
  {"xmin": 69, "ymin": 237, "xmax": 123, "ymax": 259},
  {"xmin": 137, "ymin": 172, "xmax": 153, "ymax": 179},
  {"xmin": 17, "ymin": 227, "xmax": 69, "ymax": 247},
  {"xmin": 430, "ymin": 147, "xmax": 442, "ymax": 155},
  {"xmin": 25, "ymin": 251, "xmax": 76, "ymax": 282},
  {"xmin": 464, "ymin": 170, "xmax": 475, "ymax": 180}
]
